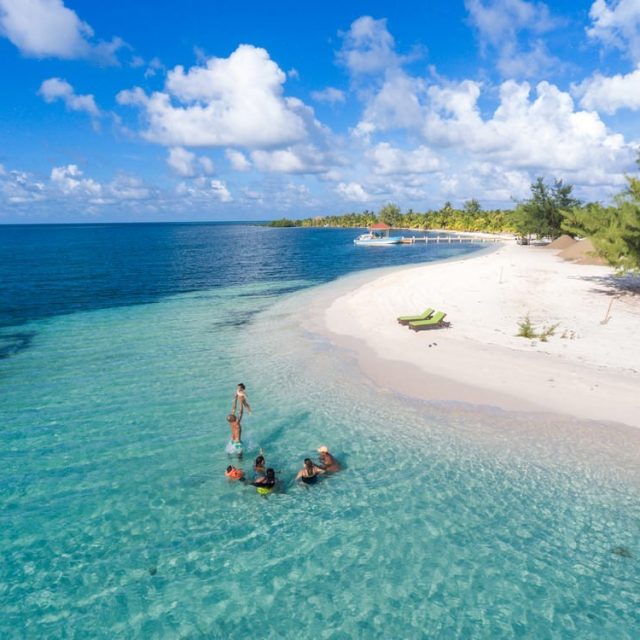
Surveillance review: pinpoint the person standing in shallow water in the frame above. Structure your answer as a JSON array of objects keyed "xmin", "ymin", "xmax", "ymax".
[
  {"xmin": 296, "ymin": 458, "xmax": 325, "ymax": 484},
  {"xmin": 232, "ymin": 383, "xmax": 251, "ymax": 419},
  {"xmin": 226, "ymin": 413, "xmax": 241, "ymax": 443}
]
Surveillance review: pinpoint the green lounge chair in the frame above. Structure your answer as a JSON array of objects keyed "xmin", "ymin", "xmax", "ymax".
[
  {"xmin": 397, "ymin": 307, "xmax": 434, "ymax": 325},
  {"xmin": 408, "ymin": 311, "xmax": 449, "ymax": 331}
]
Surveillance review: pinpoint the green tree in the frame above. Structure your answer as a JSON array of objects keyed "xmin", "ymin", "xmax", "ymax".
[
  {"xmin": 463, "ymin": 199, "xmax": 482, "ymax": 216},
  {"xmin": 563, "ymin": 168, "xmax": 640, "ymax": 272},
  {"xmin": 378, "ymin": 202, "xmax": 402, "ymax": 226},
  {"xmin": 512, "ymin": 177, "xmax": 580, "ymax": 239},
  {"xmin": 267, "ymin": 217, "xmax": 298, "ymax": 227}
]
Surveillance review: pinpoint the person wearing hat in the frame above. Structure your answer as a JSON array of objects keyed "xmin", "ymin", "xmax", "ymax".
[{"xmin": 316, "ymin": 446, "xmax": 340, "ymax": 473}]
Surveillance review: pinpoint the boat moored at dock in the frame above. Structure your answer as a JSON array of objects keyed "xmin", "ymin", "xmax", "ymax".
[{"xmin": 353, "ymin": 222, "xmax": 402, "ymax": 245}]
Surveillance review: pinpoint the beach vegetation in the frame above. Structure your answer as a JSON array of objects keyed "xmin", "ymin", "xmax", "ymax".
[
  {"xmin": 511, "ymin": 177, "xmax": 580, "ymax": 241},
  {"xmin": 378, "ymin": 202, "xmax": 403, "ymax": 227},
  {"xmin": 517, "ymin": 315, "xmax": 537, "ymax": 339},
  {"xmin": 563, "ymin": 157, "xmax": 640, "ymax": 273},
  {"xmin": 517, "ymin": 316, "xmax": 559, "ymax": 341},
  {"xmin": 267, "ymin": 202, "xmax": 519, "ymax": 234},
  {"xmin": 268, "ymin": 217, "xmax": 298, "ymax": 227},
  {"xmin": 463, "ymin": 199, "xmax": 482, "ymax": 216},
  {"xmin": 264, "ymin": 177, "xmax": 609, "ymax": 243}
]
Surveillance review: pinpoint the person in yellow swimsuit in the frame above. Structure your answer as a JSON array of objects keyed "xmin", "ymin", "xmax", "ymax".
[{"xmin": 251, "ymin": 468, "xmax": 276, "ymax": 495}]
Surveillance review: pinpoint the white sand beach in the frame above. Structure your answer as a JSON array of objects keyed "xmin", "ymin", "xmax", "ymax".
[{"xmin": 322, "ymin": 241, "xmax": 640, "ymax": 428}]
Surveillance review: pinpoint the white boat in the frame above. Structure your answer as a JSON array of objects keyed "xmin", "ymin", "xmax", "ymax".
[{"xmin": 353, "ymin": 223, "xmax": 402, "ymax": 245}]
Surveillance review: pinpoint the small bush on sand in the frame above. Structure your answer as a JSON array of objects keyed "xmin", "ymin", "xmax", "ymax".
[{"xmin": 517, "ymin": 315, "xmax": 537, "ymax": 339}]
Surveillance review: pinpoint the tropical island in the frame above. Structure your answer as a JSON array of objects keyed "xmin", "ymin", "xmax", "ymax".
[{"xmin": 270, "ymin": 168, "xmax": 640, "ymax": 272}]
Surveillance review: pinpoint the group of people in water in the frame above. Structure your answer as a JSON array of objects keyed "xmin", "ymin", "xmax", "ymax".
[{"xmin": 223, "ymin": 383, "xmax": 341, "ymax": 495}]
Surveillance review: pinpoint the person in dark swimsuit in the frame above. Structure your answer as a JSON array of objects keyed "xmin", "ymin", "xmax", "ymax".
[
  {"xmin": 296, "ymin": 458, "xmax": 325, "ymax": 484},
  {"xmin": 251, "ymin": 468, "xmax": 276, "ymax": 495}
]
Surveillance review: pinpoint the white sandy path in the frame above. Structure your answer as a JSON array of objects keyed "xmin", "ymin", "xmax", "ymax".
[{"xmin": 324, "ymin": 243, "xmax": 640, "ymax": 428}]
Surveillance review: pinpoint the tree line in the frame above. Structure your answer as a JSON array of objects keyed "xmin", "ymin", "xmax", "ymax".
[
  {"xmin": 268, "ymin": 199, "xmax": 513, "ymax": 233},
  {"xmin": 267, "ymin": 161, "xmax": 640, "ymax": 272}
]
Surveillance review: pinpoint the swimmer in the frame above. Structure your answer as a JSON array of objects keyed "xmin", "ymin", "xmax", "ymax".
[
  {"xmin": 226, "ymin": 413, "xmax": 241, "ymax": 443},
  {"xmin": 296, "ymin": 458, "xmax": 325, "ymax": 485},
  {"xmin": 254, "ymin": 454, "xmax": 266, "ymax": 475},
  {"xmin": 231, "ymin": 383, "xmax": 252, "ymax": 419},
  {"xmin": 251, "ymin": 468, "xmax": 276, "ymax": 495},
  {"xmin": 225, "ymin": 465, "xmax": 244, "ymax": 481},
  {"xmin": 316, "ymin": 446, "xmax": 340, "ymax": 473}
]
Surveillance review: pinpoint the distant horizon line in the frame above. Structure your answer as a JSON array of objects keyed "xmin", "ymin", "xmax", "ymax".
[{"xmin": 0, "ymin": 220, "xmax": 271, "ymax": 226}]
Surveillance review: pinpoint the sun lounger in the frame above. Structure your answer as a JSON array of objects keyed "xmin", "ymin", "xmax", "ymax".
[
  {"xmin": 397, "ymin": 307, "xmax": 434, "ymax": 325},
  {"xmin": 408, "ymin": 311, "xmax": 449, "ymax": 331}
]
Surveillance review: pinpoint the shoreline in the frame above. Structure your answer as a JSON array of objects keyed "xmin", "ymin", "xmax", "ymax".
[{"xmin": 310, "ymin": 242, "xmax": 640, "ymax": 429}]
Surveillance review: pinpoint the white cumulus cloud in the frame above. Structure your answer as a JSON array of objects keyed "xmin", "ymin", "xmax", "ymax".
[
  {"xmin": 39, "ymin": 77, "xmax": 100, "ymax": 117},
  {"xmin": 198, "ymin": 156, "xmax": 214, "ymax": 175},
  {"xmin": 465, "ymin": 0, "xmax": 561, "ymax": 78},
  {"xmin": 423, "ymin": 80, "xmax": 631, "ymax": 176},
  {"xmin": 50, "ymin": 164, "xmax": 101, "ymax": 196},
  {"xmin": 587, "ymin": 0, "xmax": 640, "ymax": 63},
  {"xmin": 574, "ymin": 68, "xmax": 640, "ymax": 113},
  {"xmin": 176, "ymin": 177, "xmax": 232, "ymax": 202},
  {"xmin": 337, "ymin": 16, "xmax": 401, "ymax": 75},
  {"xmin": 0, "ymin": 166, "xmax": 45, "ymax": 204},
  {"xmin": 167, "ymin": 147, "xmax": 215, "ymax": 177},
  {"xmin": 0, "ymin": 0, "xmax": 123, "ymax": 62},
  {"xmin": 167, "ymin": 147, "xmax": 197, "ymax": 177},
  {"xmin": 106, "ymin": 174, "xmax": 151, "ymax": 201},
  {"xmin": 355, "ymin": 67, "xmax": 632, "ymax": 184},
  {"xmin": 337, "ymin": 181, "xmax": 370, "ymax": 202},
  {"xmin": 117, "ymin": 44, "xmax": 307, "ymax": 148},
  {"xmin": 368, "ymin": 142, "xmax": 440, "ymax": 175},
  {"xmin": 225, "ymin": 149, "xmax": 251, "ymax": 171},
  {"xmin": 0, "ymin": 161, "xmax": 158, "ymax": 215},
  {"xmin": 251, "ymin": 144, "xmax": 330, "ymax": 174},
  {"xmin": 357, "ymin": 70, "xmax": 426, "ymax": 137}
]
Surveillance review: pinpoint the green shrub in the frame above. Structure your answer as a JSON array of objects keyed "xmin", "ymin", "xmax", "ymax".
[{"xmin": 517, "ymin": 315, "xmax": 537, "ymax": 339}]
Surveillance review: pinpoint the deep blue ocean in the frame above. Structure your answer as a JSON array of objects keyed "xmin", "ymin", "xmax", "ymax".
[
  {"xmin": 1, "ymin": 223, "xmax": 639, "ymax": 639},
  {"xmin": 0, "ymin": 223, "xmax": 485, "ymax": 330}
]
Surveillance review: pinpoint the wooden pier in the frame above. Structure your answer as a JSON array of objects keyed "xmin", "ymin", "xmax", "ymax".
[{"xmin": 399, "ymin": 235, "xmax": 502, "ymax": 244}]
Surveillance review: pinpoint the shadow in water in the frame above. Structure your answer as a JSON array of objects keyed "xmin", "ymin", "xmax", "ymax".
[{"xmin": 0, "ymin": 331, "xmax": 36, "ymax": 360}]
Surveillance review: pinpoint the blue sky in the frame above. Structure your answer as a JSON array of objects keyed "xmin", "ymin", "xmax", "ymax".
[{"xmin": 1, "ymin": 0, "xmax": 639, "ymax": 222}]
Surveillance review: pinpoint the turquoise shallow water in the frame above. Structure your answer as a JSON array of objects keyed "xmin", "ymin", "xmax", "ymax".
[{"xmin": 2, "ymin": 273, "xmax": 639, "ymax": 639}]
